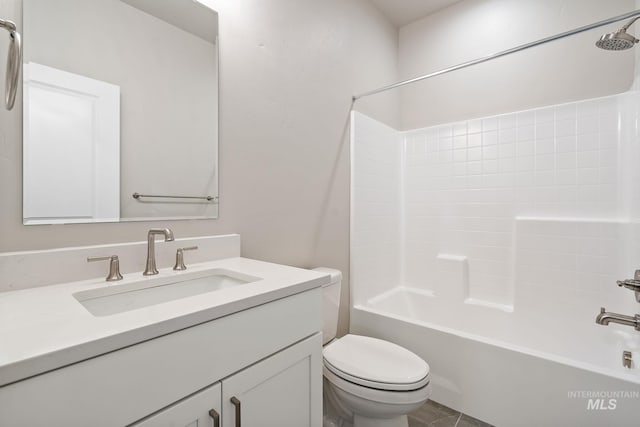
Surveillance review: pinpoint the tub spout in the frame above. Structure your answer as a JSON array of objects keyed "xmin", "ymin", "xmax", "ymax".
[{"xmin": 596, "ymin": 307, "xmax": 640, "ymax": 331}]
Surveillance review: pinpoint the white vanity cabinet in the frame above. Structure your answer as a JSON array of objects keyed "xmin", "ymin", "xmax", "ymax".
[
  {"xmin": 132, "ymin": 334, "xmax": 321, "ymax": 427},
  {"xmin": 0, "ymin": 288, "xmax": 322, "ymax": 427},
  {"xmin": 133, "ymin": 382, "xmax": 222, "ymax": 427},
  {"xmin": 221, "ymin": 333, "xmax": 321, "ymax": 427}
]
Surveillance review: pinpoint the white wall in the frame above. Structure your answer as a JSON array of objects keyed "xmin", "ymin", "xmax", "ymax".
[
  {"xmin": 398, "ymin": 0, "xmax": 635, "ymax": 130},
  {"xmin": 0, "ymin": 0, "xmax": 399, "ymax": 336}
]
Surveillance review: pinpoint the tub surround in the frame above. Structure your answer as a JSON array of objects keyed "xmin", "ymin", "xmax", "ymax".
[
  {"xmin": 351, "ymin": 91, "xmax": 640, "ymax": 426},
  {"xmin": 0, "ymin": 234, "xmax": 330, "ymax": 387},
  {"xmin": 353, "ymin": 91, "xmax": 640, "ymax": 310},
  {"xmin": 351, "ymin": 91, "xmax": 640, "ymax": 333}
]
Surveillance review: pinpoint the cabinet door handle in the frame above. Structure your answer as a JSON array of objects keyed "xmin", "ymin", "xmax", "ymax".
[
  {"xmin": 230, "ymin": 396, "xmax": 241, "ymax": 427},
  {"xmin": 208, "ymin": 408, "xmax": 220, "ymax": 427}
]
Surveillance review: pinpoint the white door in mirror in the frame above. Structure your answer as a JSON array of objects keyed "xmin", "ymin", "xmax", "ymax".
[{"xmin": 23, "ymin": 62, "xmax": 120, "ymax": 224}]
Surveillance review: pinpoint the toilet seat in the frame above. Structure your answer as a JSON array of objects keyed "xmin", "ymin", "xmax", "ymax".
[
  {"xmin": 323, "ymin": 365, "xmax": 431, "ymax": 407},
  {"xmin": 323, "ymin": 334, "xmax": 430, "ymax": 391}
]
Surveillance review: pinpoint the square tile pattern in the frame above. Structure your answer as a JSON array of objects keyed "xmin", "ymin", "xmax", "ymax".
[
  {"xmin": 402, "ymin": 94, "xmax": 638, "ymax": 306},
  {"xmin": 352, "ymin": 92, "xmax": 640, "ymax": 311},
  {"xmin": 408, "ymin": 400, "xmax": 493, "ymax": 427}
]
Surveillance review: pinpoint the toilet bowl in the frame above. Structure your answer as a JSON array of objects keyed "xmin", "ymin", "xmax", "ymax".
[
  {"xmin": 313, "ymin": 268, "xmax": 431, "ymax": 427},
  {"xmin": 323, "ymin": 334, "xmax": 431, "ymax": 427}
]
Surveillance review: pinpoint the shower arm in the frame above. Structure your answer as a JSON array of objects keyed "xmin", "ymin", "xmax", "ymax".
[
  {"xmin": 0, "ymin": 18, "xmax": 21, "ymax": 111},
  {"xmin": 621, "ymin": 16, "xmax": 640, "ymax": 32},
  {"xmin": 353, "ymin": 9, "xmax": 640, "ymax": 101},
  {"xmin": 0, "ymin": 18, "xmax": 15, "ymax": 32}
]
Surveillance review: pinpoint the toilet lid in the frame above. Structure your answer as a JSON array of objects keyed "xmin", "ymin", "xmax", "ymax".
[{"xmin": 323, "ymin": 334, "xmax": 430, "ymax": 391}]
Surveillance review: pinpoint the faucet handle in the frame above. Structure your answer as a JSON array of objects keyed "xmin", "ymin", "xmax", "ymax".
[
  {"xmin": 87, "ymin": 255, "xmax": 123, "ymax": 282},
  {"xmin": 173, "ymin": 246, "xmax": 198, "ymax": 271},
  {"xmin": 616, "ymin": 271, "xmax": 640, "ymax": 303}
]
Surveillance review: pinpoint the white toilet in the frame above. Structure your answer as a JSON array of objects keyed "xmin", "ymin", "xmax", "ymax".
[{"xmin": 313, "ymin": 268, "xmax": 431, "ymax": 427}]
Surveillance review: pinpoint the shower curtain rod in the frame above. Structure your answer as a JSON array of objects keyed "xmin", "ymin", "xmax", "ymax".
[{"xmin": 353, "ymin": 9, "xmax": 640, "ymax": 101}]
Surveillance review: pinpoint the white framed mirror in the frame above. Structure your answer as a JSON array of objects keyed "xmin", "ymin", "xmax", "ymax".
[{"xmin": 22, "ymin": 0, "xmax": 219, "ymax": 224}]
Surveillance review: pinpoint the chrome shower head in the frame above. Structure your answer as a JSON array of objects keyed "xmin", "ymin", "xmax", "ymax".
[
  {"xmin": 596, "ymin": 17, "xmax": 640, "ymax": 50},
  {"xmin": 596, "ymin": 30, "xmax": 638, "ymax": 50}
]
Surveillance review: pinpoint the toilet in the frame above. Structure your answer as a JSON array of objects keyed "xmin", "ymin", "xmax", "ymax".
[{"xmin": 313, "ymin": 268, "xmax": 431, "ymax": 427}]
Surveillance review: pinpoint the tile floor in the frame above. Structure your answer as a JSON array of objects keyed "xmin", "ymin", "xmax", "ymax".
[{"xmin": 408, "ymin": 400, "xmax": 494, "ymax": 427}]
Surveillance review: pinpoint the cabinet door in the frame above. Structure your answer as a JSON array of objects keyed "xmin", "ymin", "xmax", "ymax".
[
  {"xmin": 132, "ymin": 382, "xmax": 222, "ymax": 427},
  {"xmin": 222, "ymin": 333, "xmax": 322, "ymax": 427}
]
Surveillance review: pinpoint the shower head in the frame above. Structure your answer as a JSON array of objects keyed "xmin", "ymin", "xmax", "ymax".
[
  {"xmin": 596, "ymin": 30, "xmax": 638, "ymax": 50},
  {"xmin": 596, "ymin": 16, "xmax": 640, "ymax": 50}
]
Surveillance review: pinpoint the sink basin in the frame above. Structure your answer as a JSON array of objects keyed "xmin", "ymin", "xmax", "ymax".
[{"xmin": 73, "ymin": 269, "xmax": 261, "ymax": 316}]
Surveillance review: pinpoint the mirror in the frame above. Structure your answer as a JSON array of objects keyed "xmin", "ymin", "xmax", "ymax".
[{"xmin": 22, "ymin": 0, "xmax": 219, "ymax": 224}]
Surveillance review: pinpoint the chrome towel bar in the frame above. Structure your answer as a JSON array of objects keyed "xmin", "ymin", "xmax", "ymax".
[
  {"xmin": 0, "ymin": 18, "xmax": 21, "ymax": 111},
  {"xmin": 132, "ymin": 192, "xmax": 217, "ymax": 202}
]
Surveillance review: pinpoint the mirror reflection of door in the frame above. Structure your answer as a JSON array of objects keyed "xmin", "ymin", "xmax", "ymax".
[{"xmin": 23, "ymin": 62, "xmax": 120, "ymax": 224}]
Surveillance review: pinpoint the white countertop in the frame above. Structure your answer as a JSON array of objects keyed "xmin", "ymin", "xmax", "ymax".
[{"xmin": 0, "ymin": 257, "xmax": 329, "ymax": 386}]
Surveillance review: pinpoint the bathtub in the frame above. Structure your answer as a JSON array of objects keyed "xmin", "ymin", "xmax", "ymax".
[{"xmin": 350, "ymin": 287, "xmax": 640, "ymax": 427}]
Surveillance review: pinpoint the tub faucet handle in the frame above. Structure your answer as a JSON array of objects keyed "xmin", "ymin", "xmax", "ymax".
[
  {"xmin": 616, "ymin": 269, "xmax": 640, "ymax": 302},
  {"xmin": 173, "ymin": 246, "xmax": 198, "ymax": 271},
  {"xmin": 87, "ymin": 255, "xmax": 123, "ymax": 282}
]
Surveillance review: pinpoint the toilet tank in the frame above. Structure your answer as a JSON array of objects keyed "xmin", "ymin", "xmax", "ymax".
[{"xmin": 312, "ymin": 267, "xmax": 342, "ymax": 345}]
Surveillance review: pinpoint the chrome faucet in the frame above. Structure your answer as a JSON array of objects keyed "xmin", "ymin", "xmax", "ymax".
[
  {"xmin": 143, "ymin": 228, "xmax": 175, "ymax": 276},
  {"xmin": 596, "ymin": 307, "xmax": 640, "ymax": 331}
]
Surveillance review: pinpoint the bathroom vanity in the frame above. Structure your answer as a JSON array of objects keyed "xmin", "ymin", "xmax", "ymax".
[{"xmin": 0, "ymin": 235, "xmax": 327, "ymax": 426}]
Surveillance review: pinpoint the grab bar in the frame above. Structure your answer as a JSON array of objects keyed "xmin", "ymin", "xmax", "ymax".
[
  {"xmin": 132, "ymin": 192, "xmax": 218, "ymax": 202},
  {"xmin": 0, "ymin": 18, "xmax": 21, "ymax": 111}
]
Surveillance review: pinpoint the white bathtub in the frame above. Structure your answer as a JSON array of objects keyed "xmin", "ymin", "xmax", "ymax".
[{"xmin": 350, "ymin": 287, "xmax": 640, "ymax": 427}]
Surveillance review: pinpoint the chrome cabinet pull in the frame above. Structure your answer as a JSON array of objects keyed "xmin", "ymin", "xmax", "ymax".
[
  {"xmin": 230, "ymin": 396, "xmax": 241, "ymax": 427},
  {"xmin": 208, "ymin": 408, "xmax": 220, "ymax": 427}
]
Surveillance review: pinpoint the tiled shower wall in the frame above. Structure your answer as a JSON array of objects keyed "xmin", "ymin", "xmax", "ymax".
[
  {"xmin": 351, "ymin": 113, "xmax": 402, "ymax": 302},
  {"xmin": 352, "ymin": 91, "xmax": 640, "ymax": 310}
]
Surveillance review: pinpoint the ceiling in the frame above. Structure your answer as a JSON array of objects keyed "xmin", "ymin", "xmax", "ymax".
[
  {"xmin": 370, "ymin": 0, "xmax": 462, "ymax": 27},
  {"xmin": 122, "ymin": 0, "xmax": 218, "ymax": 44}
]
